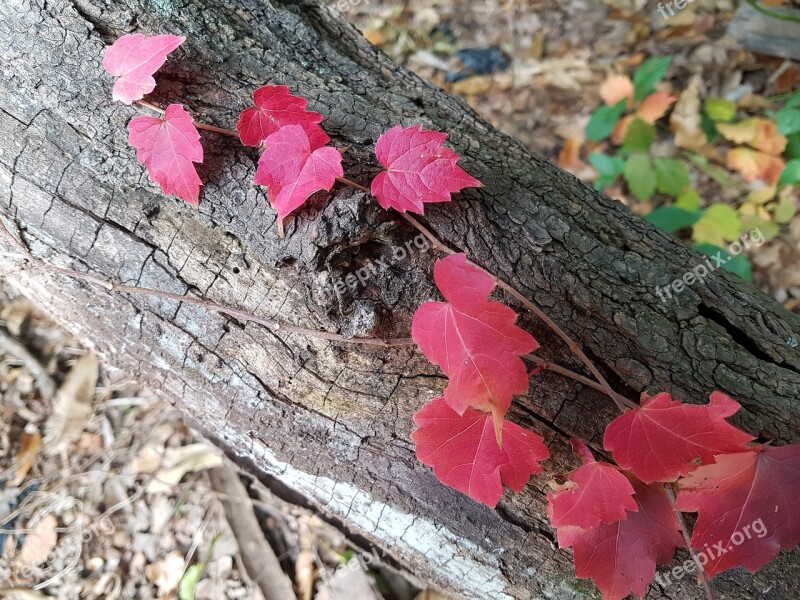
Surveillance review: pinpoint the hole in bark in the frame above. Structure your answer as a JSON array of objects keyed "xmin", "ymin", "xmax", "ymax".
[{"xmin": 232, "ymin": 267, "xmax": 240, "ymax": 274}]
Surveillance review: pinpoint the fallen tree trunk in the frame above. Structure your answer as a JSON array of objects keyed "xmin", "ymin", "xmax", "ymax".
[{"xmin": 1, "ymin": 0, "xmax": 798, "ymax": 598}]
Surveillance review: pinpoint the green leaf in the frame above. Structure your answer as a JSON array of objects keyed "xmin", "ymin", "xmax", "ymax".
[
  {"xmin": 700, "ymin": 111, "xmax": 719, "ymax": 142},
  {"xmin": 774, "ymin": 193, "xmax": 797, "ymax": 224},
  {"xmin": 704, "ymin": 97, "xmax": 736, "ymax": 123},
  {"xmin": 633, "ymin": 56, "xmax": 671, "ymax": 103},
  {"xmin": 594, "ymin": 175, "xmax": 616, "ymax": 190},
  {"xmin": 586, "ymin": 99, "xmax": 627, "ymax": 142},
  {"xmin": 623, "ymin": 118, "xmax": 656, "ymax": 152},
  {"xmin": 786, "ymin": 90, "xmax": 800, "ymax": 109},
  {"xmin": 179, "ymin": 563, "xmax": 205, "ymax": 600},
  {"xmin": 777, "ymin": 107, "xmax": 800, "ymax": 136},
  {"xmin": 623, "ymin": 154, "xmax": 656, "ymax": 201},
  {"xmin": 675, "ymin": 189, "xmax": 702, "ymax": 211},
  {"xmin": 693, "ymin": 243, "xmax": 752, "ymax": 281},
  {"xmin": 646, "ymin": 206, "xmax": 701, "ymax": 233},
  {"xmin": 654, "ymin": 157, "xmax": 691, "ymax": 197},
  {"xmin": 685, "ymin": 152, "xmax": 742, "ymax": 189},
  {"xmin": 740, "ymin": 215, "xmax": 779, "ymax": 241},
  {"xmin": 692, "ymin": 204, "xmax": 741, "ymax": 247},
  {"xmin": 787, "ymin": 133, "xmax": 800, "ymax": 160},
  {"xmin": 778, "ymin": 158, "xmax": 800, "ymax": 186},
  {"xmin": 588, "ymin": 152, "xmax": 625, "ymax": 176}
]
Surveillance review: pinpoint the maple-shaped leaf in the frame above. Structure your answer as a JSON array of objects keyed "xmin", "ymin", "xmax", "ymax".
[
  {"xmin": 604, "ymin": 391, "xmax": 753, "ymax": 483},
  {"xmin": 411, "ymin": 397, "xmax": 548, "ymax": 507},
  {"xmin": 557, "ymin": 475, "xmax": 684, "ymax": 600},
  {"xmin": 371, "ymin": 124, "xmax": 481, "ymax": 213},
  {"xmin": 128, "ymin": 104, "xmax": 203, "ymax": 206},
  {"xmin": 547, "ymin": 439, "xmax": 637, "ymax": 529},
  {"xmin": 675, "ymin": 445, "xmax": 800, "ymax": 577},
  {"xmin": 411, "ymin": 253, "xmax": 538, "ymax": 442},
  {"xmin": 254, "ymin": 124, "xmax": 343, "ymax": 220},
  {"xmin": 102, "ymin": 34, "xmax": 185, "ymax": 104},
  {"xmin": 236, "ymin": 85, "xmax": 328, "ymax": 148}
]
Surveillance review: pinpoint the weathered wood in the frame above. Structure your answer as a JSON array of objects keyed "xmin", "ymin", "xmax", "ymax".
[{"xmin": 0, "ymin": 0, "xmax": 798, "ymax": 598}]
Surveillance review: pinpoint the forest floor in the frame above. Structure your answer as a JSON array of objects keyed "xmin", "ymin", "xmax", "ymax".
[{"xmin": 2, "ymin": 1, "xmax": 800, "ymax": 600}]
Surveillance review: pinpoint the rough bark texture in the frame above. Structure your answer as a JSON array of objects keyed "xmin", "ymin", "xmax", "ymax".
[{"xmin": 1, "ymin": 1, "xmax": 798, "ymax": 598}]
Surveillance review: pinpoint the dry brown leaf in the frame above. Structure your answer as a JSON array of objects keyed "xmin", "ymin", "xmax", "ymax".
[
  {"xmin": 669, "ymin": 75, "xmax": 721, "ymax": 160},
  {"xmin": 717, "ymin": 118, "xmax": 788, "ymax": 155},
  {"xmin": 637, "ymin": 92, "xmax": 676, "ymax": 124},
  {"xmin": 148, "ymin": 443, "xmax": 223, "ymax": 493},
  {"xmin": 11, "ymin": 425, "xmax": 41, "ymax": 486},
  {"xmin": 727, "ymin": 148, "xmax": 785, "ymax": 185},
  {"xmin": 18, "ymin": 514, "xmax": 57, "ymax": 565},
  {"xmin": 145, "ymin": 551, "xmax": 185, "ymax": 594},
  {"xmin": 44, "ymin": 352, "xmax": 99, "ymax": 453},
  {"xmin": 295, "ymin": 548, "xmax": 316, "ymax": 600}
]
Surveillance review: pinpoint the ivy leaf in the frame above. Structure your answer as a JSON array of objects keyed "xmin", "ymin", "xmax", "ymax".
[
  {"xmin": 645, "ymin": 206, "xmax": 700, "ymax": 233},
  {"xmin": 586, "ymin": 99, "xmax": 627, "ymax": 142},
  {"xmin": 653, "ymin": 157, "xmax": 691, "ymax": 197},
  {"xmin": 102, "ymin": 34, "xmax": 185, "ymax": 104},
  {"xmin": 604, "ymin": 392, "xmax": 753, "ymax": 483},
  {"xmin": 622, "ymin": 118, "xmax": 655, "ymax": 152},
  {"xmin": 692, "ymin": 204, "xmax": 741, "ymax": 247},
  {"xmin": 675, "ymin": 189, "xmax": 701, "ymax": 211},
  {"xmin": 777, "ymin": 107, "xmax": 800, "ymax": 136},
  {"xmin": 556, "ymin": 475, "xmax": 684, "ymax": 600},
  {"xmin": 236, "ymin": 85, "xmax": 327, "ymax": 148},
  {"xmin": 411, "ymin": 397, "xmax": 549, "ymax": 507},
  {"xmin": 254, "ymin": 124, "xmax": 343, "ymax": 219},
  {"xmin": 632, "ymin": 56, "xmax": 671, "ymax": 103},
  {"xmin": 675, "ymin": 445, "xmax": 800, "ymax": 577},
  {"xmin": 371, "ymin": 125, "xmax": 481, "ymax": 213},
  {"xmin": 128, "ymin": 104, "xmax": 203, "ymax": 206},
  {"xmin": 546, "ymin": 439, "xmax": 637, "ymax": 529},
  {"xmin": 411, "ymin": 253, "xmax": 538, "ymax": 442},
  {"xmin": 694, "ymin": 243, "xmax": 753, "ymax": 281},
  {"xmin": 779, "ymin": 158, "xmax": 800, "ymax": 186},
  {"xmin": 623, "ymin": 154, "xmax": 656, "ymax": 201}
]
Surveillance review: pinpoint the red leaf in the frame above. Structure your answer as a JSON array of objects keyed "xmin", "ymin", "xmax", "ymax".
[
  {"xmin": 128, "ymin": 104, "xmax": 203, "ymax": 206},
  {"xmin": 556, "ymin": 476, "xmax": 684, "ymax": 600},
  {"xmin": 604, "ymin": 391, "xmax": 753, "ymax": 483},
  {"xmin": 547, "ymin": 439, "xmax": 637, "ymax": 529},
  {"xmin": 254, "ymin": 125, "xmax": 343, "ymax": 219},
  {"xmin": 411, "ymin": 254, "xmax": 538, "ymax": 442},
  {"xmin": 675, "ymin": 445, "xmax": 800, "ymax": 577},
  {"xmin": 411, "ymin": 397, "xmax": 548, "ymax": 507},
  {"xmin": 371, "ymin": 124, "xmax": 481, "ymax": 213},
  {"xmin": 236, "ymin": 85, "xmax": 328, "ymax": 148},
  {"xmin": 102, "ymin": 34, "xmax": 185, "ymax": 104}
]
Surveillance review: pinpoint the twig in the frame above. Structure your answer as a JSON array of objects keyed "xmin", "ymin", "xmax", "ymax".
[
  {"xmin": 134, "ymin": 99, "xmax": 239, "ymax": 137},
  {"xmin": 666, "ymin": 485, "xmax": 715, "ymax": 600},
  {"xmin": 209, "ymin": 466, "xmax": 296, "ymax": 600},
  {"xmin": 0, "ymin": 218, "xmax": 415, "ymax": 348},
  {"xmin": 524, "ymin": 354, "xmax": 636, "ymax": 411}
]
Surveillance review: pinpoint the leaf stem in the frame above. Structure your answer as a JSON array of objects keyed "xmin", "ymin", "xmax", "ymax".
[
  {"xmin": 666, "ymin": 485, "xmax": 715, "ymax": 600},
  {"xmin": 134, "ymin": 99, "xmax": 239, "ymax": 137},
  {"xmin": 0, "ymin": 219, "xmax": 414, "ymax": 348},
  {"xmin": 524, "ymin": 354, "xmax": 636, "ymax": 410}
]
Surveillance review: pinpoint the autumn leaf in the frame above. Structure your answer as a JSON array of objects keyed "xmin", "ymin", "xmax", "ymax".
[
  {"xmin": 727, "ymin": 148, "xmax": 785, "ymax": 185},
  {"xmin": 547, "ymin": 439, "xmax": 637, "ymax": 529},
  {"xmin": 603, "ymin": 392, "xmax": 753, "ymax": 483},
  {"xmin": 102, "ymin": 34, "xmax": 185, "ymax": 104},
  {"xmin": 236, "ymin": 85, "xmax": 327, "ymax": 148},
  {"xmin": 128, "ymin": 104, "xmax": 204, "ymax": 206},
  {"xmin": 411, "ymin": 397, "xmax": 548, "ymax": 507},
  {"xmin": 254, "ymin": 124, "xmax": 343, "ymax": 221},
  {"xmin": 716, "ymin": 118, "xmax": 788, "ymax": 155},
  {"xmin": 411, "ymin": 253, "xmax": 538, "ymax": 442},
  {"xmin": 692, "ymin": 204, "xmax": 741, "ymax": 247},
  {"xmin": 636, "ymin": 92, "xmax": 676, "ymax": 124},
  {"xmin": 556, "ymin": 476, "xmax": 684, "ymax": 600},
  {"xmin": 675, "ymin": 445, "xmax": 800, "ymax": 577},
  {"xmin": 371, "ymin": 124, "xmax": 481, "ymax": 213},
  {"xmin": 598, "ymin": 74, "xmax": 634, "ymax": 107}
]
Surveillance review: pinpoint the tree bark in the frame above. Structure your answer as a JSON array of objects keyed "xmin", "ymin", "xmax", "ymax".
[{"xmin": 1, "ymin": 0, "xmax": 798, "ymax": 598}]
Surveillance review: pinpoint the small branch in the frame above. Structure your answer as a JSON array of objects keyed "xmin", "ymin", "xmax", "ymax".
[
  {"xmin": 524, "ymin": 354, "xmax": 635, "ymax": 411},
  {"xmin": 666, "ymin": 485, "xmax": 715, "ymax": 600},
  {"xmin": 134, "ymin": 99, "xmax": 239, "ymax": 138},
  {"xmin": 0, "ymin": 219, "xmax": 414, "ymax": 349}
]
